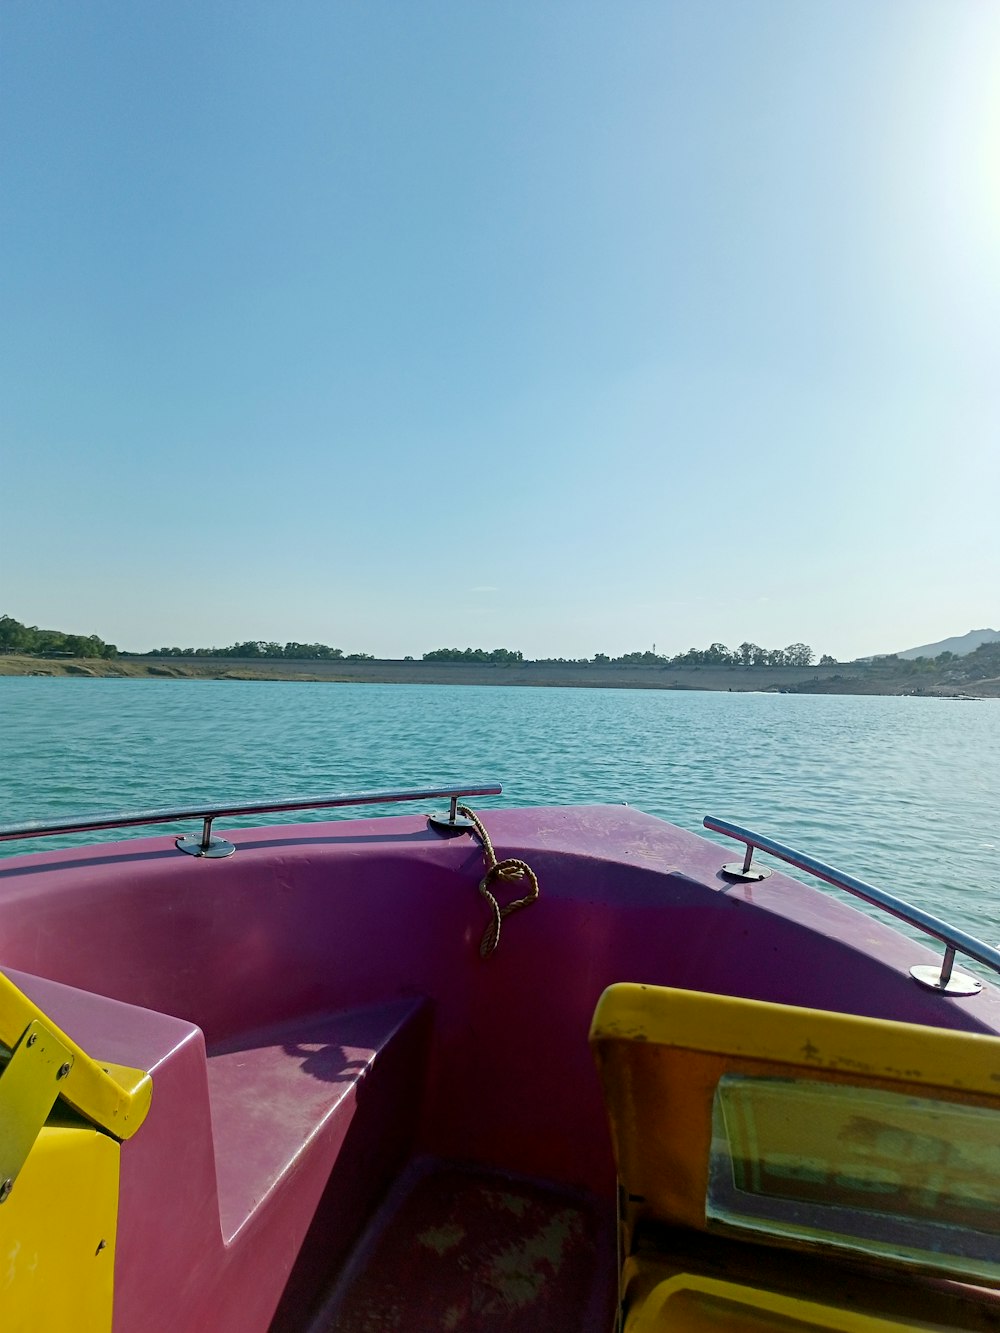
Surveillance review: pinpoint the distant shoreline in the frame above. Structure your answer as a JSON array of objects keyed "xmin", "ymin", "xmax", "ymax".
[{"xmin": 1, "ymin": 654, "xmax": 995, "ymax": 698}]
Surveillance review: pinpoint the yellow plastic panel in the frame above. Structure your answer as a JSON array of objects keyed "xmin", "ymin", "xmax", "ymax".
[
  {"xmin": 590, "ymin": 984, "xmax": 1000, "ymax": 1237},
  {"xmin": 0, "ymin": 971, "xmax": 151, "ymax": 1140},
  {"xmin": 625, "ymin": 1273, "xmax": 936, "ymax": 1333},
  {"xmin": 590, "ymin": 982, "xmax": 1000, "ymax": 1327},
  {"xmin": 0, "ymin": 1018, "xmax": 73, "ymax": 1186},
  {"xmin": 0, "ymin": 1122, "xmax": 119, "ymax": 1332},
  {"xmin": 590, "ymin": 984, "xmax": 1000, "ymax": 1091}
]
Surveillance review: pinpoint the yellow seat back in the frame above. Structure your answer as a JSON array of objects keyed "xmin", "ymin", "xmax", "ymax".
[{"xmin": 591, "ymin": 985, "xmax": 1000, "ymax": 1329}]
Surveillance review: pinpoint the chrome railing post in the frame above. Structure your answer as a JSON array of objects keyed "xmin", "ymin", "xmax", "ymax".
[
  {"xmin": 941, "ymin": 946, "xmax": 956, "ymax": 987},
  {"xmin": 705, "ymin": 815, "xmax": 1000, "ymax": 997},
  {"xmin": 720, "ymin": 836, "xmax": 771, "ymax": 883},
  {"xmin": 427, "ymin": 792, "xmax": 477, "ymax": 833},
  {"xmin": 176, "ymin": 814, "xmax": 236, "ymax": 860}
]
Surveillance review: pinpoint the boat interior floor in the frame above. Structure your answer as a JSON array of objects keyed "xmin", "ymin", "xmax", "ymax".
[{"xmin": 296, "ymin": 1156, "xmax": 618, "ymax": 1333}]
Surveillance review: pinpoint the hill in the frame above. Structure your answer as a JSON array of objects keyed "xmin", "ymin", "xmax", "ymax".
[{"xmin": 895, "ymin": 628, "xmax": 1000, "ymax": 660}]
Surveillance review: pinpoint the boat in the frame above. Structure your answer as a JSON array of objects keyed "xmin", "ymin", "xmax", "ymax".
[{"xmin": 1, "ymin": 781, "xmax": 999, "ymax": 1331}]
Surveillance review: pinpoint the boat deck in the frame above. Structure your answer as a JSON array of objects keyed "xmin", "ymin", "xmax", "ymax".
[{"xmin": 300, "ymin": 1158, "xmax": 616, "ymax": 1333}]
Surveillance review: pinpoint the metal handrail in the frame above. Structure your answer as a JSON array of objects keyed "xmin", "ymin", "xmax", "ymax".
[
  {"xmin": 0, "ymin": 781, "xmax": 502, "ymax": 856},
  {"xmin": 704, "ymin": 814, "xmax": 1000, "ymax": 991}
]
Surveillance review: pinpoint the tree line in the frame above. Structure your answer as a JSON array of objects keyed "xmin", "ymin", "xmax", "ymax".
[
  {"xmin": 421, "ymin": 644, "xmax": 826, "ymax": 666},
  {"xmin": 0, "ymin": 615, "xmax": 118, "ymax": 659},
  {"xmin": 146, "ymin": 641, "xmax": 375, "ymax": 660},
  {"xmin": 422, "ymin": 648, "xmax": 524, "ymax": 663},
  {"xmin": 9, "ymin": 611, "xmax": 995, "ymax": 680},
  {"xmin": 1, "ymin": 617, "xmax": 835, "ymax": 667},
  {"xmin": 540, "ymin": 643, "xmax": 829, "ymax": 667}
]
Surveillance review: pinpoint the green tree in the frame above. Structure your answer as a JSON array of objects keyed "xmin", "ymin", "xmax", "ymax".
[
  {"xmin": 0, "ymin": 615, "xmax": 30, "ymax": 651},
  {"xmin": 423, "ymin": 647, "xmax": 522, "ymax": 662},
  {"xmin": 703, "ymin": 642, "xmax": 734, "ymax": 665}
]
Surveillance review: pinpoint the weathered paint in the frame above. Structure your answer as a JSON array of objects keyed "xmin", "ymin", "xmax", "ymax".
[{"xmin": 321, "ymin": 1161, "xmax": 611, "ymax": 1331}]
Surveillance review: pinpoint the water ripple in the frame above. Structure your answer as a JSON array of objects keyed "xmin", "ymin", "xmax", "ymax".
[{"xmin": 1, "ymin": 679, "xmax": 997, "ymax": 945}]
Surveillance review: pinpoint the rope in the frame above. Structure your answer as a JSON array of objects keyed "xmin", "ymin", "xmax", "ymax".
[{"xmin": 457, "ymin": 805, "xmax": 540, "ymax": 957}]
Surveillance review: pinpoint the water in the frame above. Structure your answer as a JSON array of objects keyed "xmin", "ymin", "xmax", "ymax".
[{"xmin": 2, "ymin": 678, "xmax": 998, "ymax": 949}]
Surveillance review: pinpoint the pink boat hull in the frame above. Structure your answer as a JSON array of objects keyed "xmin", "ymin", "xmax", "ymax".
[{"xmin": 2, "ymin": 804, "xmax": 998, "ymax": 1330}]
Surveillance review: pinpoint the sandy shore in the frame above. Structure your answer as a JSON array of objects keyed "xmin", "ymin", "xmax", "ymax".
[{"xmin": 1, "ymin": 654, "xmax": 995, "ymax": 697}]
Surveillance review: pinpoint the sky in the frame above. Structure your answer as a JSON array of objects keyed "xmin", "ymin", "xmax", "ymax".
[{"xmin": 2, "ymin": 1, "xmax": 998, "ymax": 662}]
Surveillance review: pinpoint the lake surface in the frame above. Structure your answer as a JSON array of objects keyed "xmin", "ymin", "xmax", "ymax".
[{"xmin": 2, "ymin": 678, "xmax": 998, "ymax": 949}]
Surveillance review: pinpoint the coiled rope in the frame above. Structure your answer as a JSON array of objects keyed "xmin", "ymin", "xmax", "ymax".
[{"xmin": 457, "ymin": 805, "xmax": 540, "ymax": 957}]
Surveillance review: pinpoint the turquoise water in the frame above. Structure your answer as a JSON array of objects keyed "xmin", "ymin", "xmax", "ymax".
[{"xmin": 2, "ymin": 678, "xmax": 998, "ymax": 947}]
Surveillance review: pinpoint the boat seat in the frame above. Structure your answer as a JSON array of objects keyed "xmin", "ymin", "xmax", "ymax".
[
  {"xmin": 590, "ymin": 984, "xmax": 1000, "ymax": 1331},
  {"xmin": 205, "ymin": 997, "xmax": 432, "ymax": 1330},
  {"xmin": 0, "ymin": 967, "xmax": 432, "ymax": 1333}
]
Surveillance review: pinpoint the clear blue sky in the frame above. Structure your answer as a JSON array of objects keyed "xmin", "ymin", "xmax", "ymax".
[{"xmin": 2, "ymin": 1, "xmax": 997, "ymax": 660}]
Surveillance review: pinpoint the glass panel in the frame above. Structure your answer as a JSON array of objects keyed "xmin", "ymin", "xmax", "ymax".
[{"xmin": 707, "ymin": 1075, "xmax": 1000, "ymax": 1282}]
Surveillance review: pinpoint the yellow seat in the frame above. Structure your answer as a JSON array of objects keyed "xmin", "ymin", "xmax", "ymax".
[
  {"xmin": 0, "ymin": 971, "xmax": 151, "ymax": 1331},
  {"xmin": 622, "ymin": 1272, "xmax": 926, "ymax": 1332},
  {"xmin": 590, "ymin": 985, "xmax": 1000, "ymax": 1331}
]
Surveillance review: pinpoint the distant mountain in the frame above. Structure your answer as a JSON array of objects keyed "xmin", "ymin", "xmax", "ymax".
[{"xmin": 895, "ymin": 628, "xmax": 1000, "ymax": 660}]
